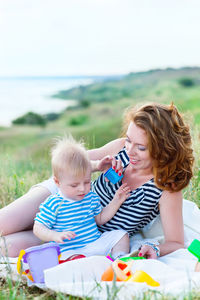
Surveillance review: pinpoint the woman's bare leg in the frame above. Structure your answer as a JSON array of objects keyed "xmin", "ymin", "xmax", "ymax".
[
  {"xmin": 0, "ymin": 186, "xmax": 51, "ymax": 235},
  {"xmin": 0, "ymin": 230, "xmax": 42, "ymax": 257}
]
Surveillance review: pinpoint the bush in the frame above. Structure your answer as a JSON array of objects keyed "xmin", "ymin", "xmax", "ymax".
[
  {"xmin": 80, "ymin": 99, "xmax": 91, "ymax": 108},
  {"xmin": 12, "ymin": 112, "xmax": 47, "ymax": 126},
  {"xmin": 44, "ymin": 112, "xmax": 60, "ymax": 121},
  {"xmin": 178, "ymin": 78, "xmax": 195, "ymax": 87},
  {"xmin": 68, "ymin": 114, "xmax": 89, "ymax": 126}
]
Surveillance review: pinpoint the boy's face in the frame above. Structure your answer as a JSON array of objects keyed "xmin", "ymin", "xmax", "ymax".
[{"xmin": 54, "ymin": 167, "xmax": 91, "ymax": 201}]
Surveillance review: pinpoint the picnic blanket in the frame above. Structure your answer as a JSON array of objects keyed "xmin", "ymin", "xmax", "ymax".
[{"xmin": 1, "ymin": 199, "xmax": 200, "ymax": 299}]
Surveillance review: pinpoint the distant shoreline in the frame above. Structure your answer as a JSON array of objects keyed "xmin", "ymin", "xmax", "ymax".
[
  {"xmin": 0, "ymin": 74, "xmax": 124, "ymax": 81},
  {"xmin": 0, "ymin": 77, "xmax": 96, "ymax": 127}
]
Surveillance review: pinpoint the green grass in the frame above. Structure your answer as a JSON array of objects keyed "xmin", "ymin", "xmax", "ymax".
[{"xmin": 1, "ymin": 275, "xmax": 200, "ymax": 300}]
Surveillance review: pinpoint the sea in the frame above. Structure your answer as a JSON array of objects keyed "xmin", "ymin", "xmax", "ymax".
[{"xmin": 0, "ymin": 76, "xmax": 95, "ymax": 127}]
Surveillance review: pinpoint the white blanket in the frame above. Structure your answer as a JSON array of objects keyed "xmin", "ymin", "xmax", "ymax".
[
  {"xmin": 44, "ymin": 251, "xmax": 200, "ymax": 299},
  {"xmin": 1, "ymin": 200, "xmax": 200, "ymax": 299}
]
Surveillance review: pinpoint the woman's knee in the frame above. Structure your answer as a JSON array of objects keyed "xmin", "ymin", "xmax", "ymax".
[
  {"xmin": 0, "ymin": 231, "xmax": 41, "ymax": 257},
  {"xmin": 0, "ymin": 186, "xmax": 51, "ymax": 235}
]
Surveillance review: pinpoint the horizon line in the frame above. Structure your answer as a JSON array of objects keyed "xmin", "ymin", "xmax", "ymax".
[{"xmin": 0, "ymin": 66, "xmax": 199, "ymax": 79}]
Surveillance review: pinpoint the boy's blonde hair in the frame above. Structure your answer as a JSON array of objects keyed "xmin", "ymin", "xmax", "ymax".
[{"xmin": 51, "ymin": 136, "xmax": 91, "ymax": 180}]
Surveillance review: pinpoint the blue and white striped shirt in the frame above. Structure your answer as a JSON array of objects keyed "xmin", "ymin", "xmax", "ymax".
[{"xmin": 35, "ymin": 191, "xmax": 102, "ymax": 253}]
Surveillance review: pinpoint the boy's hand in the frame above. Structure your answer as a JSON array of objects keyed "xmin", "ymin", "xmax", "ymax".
[
  {"xmin": 97, "ymin": 155, "xmax": 113, "ymax": 172},
  {"xmin": 52, "ymin": 231, "xmax": 77, "ymax": 243},
  {"xmin": 113, "ymin": 183, "xmax": 131, "ymax": 204}
]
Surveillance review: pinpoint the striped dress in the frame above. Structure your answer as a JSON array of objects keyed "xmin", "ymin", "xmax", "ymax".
[
  {"xmin": 92, "ymin": 148, "xmax": 163, "ymax": 237},
  {"xmin": 35, "ymin": 191, "xmax": 102, "ymax": 253}
]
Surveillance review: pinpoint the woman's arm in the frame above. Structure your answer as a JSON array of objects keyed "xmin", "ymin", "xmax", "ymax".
[
  {"xmin": 89, "ymin": 138, "xmax": 125, "ymax": 172},
  {"xmin": 88, "ymin": 138, "xmax": 125, "ymax": 160},
  {"xmin": 139, "ymin": 190, "xmax": 184, "ymax": 258},
  {"xmin": 158, "ymin": 190, "xmax": 184, "ymax": 255}
]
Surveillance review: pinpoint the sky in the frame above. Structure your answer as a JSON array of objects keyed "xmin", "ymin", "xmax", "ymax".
[{"xmin": 0, "ymin": 0, "xmax": 200, "ymax": 76}]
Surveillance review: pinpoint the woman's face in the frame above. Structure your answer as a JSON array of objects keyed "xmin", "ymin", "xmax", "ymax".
[{"xmin": 125, "ymin": 121, "xmax": 153, "ymax": 172}]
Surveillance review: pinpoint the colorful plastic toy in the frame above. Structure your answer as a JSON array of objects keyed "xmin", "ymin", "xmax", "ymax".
[
  {"xmin": 188, "ymin": 239, "xmax": 200, "ymax": 272},
  {"xmin": 119, "ymin": 256, "xmax": 146, "ymax": 262},
  {"xmin": 125, "ymin": 270, "xmax": 160, "ymax": 286},
  {"xmin": 104, "ymin": 167, "xmax": 123, "ymax": 184},
  {"xmin": 59, "ymin": 254, "xmax": 86, "ymax": 264},
  {"xmin": 17, "ymin": 243, "xmax": 61, "ymax": 283},
  {"xmin": 101, "ymin": 258, "xmax": 160, "ymax": 286},
  {"xmin": 101, "ymin": 259, "xmax": 133, "ymax": 281},
  {"xmin": 106, "ymin": 253, "xmax": 114, "ymax": 262}
]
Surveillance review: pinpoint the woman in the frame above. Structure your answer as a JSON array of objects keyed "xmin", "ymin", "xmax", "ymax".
[{"xmin": 0, "ymin": 103, "xmax": 194, "ymax": 258}]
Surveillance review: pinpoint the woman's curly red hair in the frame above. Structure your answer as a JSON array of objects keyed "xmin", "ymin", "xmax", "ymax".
[{"xmin": 123, "ymin": 103, "xmax": 194, "ymax": 192}]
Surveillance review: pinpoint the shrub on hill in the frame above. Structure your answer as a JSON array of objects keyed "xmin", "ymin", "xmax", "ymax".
[
  {"xmin": 68, "ymin": 114, "xmax": 89, "ymax": 126},
  {"xmin": 44, "ymin": 112, "xmax": 60, "ymax": 121},
  {"xmin": 80, "ymin": 99, "xmax": 91, "ymax": 108},
  {"xmin": 178, "ymin": 77, "xmax": 195, "ymax": 87},
  {"xmin": 12, "ymin": 112, "xmax": 47, "ymax": 126}
]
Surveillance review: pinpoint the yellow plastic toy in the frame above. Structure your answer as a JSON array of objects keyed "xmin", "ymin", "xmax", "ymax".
[
  {"xmin": 17, "ymin": 249, "xmax": 34, "ymax": 282},
  {"xmin": 125, "ymin": 270, "xmax": 160, "ymax": 287}
]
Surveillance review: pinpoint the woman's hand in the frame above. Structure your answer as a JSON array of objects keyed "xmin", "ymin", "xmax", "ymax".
[
  {"xmin": 138, "ymin": 244, "xmax": 159, "ymax": 259},
  {"xmin": 111, "ymin": 157, "xmax": 124, "ymax": 176},
  {"xmin": 99, "ymin": 155, "xmax": 124, "ymax": 175}
]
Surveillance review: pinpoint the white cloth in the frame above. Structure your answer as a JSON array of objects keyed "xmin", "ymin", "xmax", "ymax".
[
  {"xmin": 44, "ymin": 251, "xmax": 200, "ymax": 299},
  {"xmin": 60, "ymin": 230, "xmax": 127, "ymax": 259},
  {"xmin": 32, "ymin": 176, "xmax": 58, "ymax": 194}
]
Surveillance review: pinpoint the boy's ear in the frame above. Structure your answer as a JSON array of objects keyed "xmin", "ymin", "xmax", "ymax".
[{"xmin": 53, "ymin": 175, "xmax": 60, "ymax": 186}]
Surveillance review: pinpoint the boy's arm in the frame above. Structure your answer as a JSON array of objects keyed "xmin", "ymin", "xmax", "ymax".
[
  {"xmin": 95, "ymin": 184, "xmax": 130, "ymax": 225},
  {"xmin": 33, "ymin": 222, "xmax": 58, "ymax": 242},
  {"xmin": 33, "ymin": 222, "xmax": 76, "ymax": 243}
]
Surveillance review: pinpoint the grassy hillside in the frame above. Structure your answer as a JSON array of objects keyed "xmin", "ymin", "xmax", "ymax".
[
  {"xmin": 1, "ymin": 67, "xmax": 199, "ymax": 207},
  {"xmin": 54, "ymin": 67, "xmax": 200, "ymax": 124}
]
